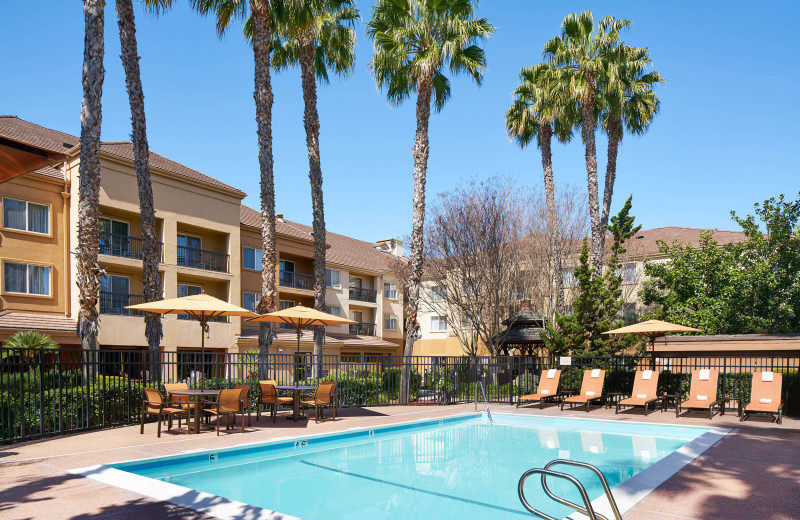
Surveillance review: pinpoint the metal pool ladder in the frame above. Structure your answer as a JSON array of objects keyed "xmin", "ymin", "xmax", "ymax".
[
  {"xmin": 518, "ymin": 459, "xmax": 622, "ymax": 520},
  {"xmin": 474, "ymin": 381, "xmax": 493, "ymax": 423}
]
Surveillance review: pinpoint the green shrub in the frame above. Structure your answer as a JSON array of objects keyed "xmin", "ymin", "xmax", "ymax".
[{"xmin": 514, "ymin": 372, "xmax": 539, "ymax": 395}]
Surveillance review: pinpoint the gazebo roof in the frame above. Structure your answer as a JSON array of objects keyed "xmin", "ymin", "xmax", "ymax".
[
  {"xmin": 502, "ymin": 309, "xmax": 546, "ymax": 326},
  {"xmin": 493, "ymin": 326, "xmax": 544, "ymax": 345}
]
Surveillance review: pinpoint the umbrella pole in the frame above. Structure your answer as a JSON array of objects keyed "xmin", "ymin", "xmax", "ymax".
[
  {"xmin": 296, "ymin": 325, "xmax": 302, "ymax": 385},
  {"xmin": 200, "ymin": 317, "xmax": 208, "ymax": 391}
]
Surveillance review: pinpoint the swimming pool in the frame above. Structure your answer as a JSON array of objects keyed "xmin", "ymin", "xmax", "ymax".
[{"xmin": 73, "ymin": 413, "xmax": 725, "ymax": 520}]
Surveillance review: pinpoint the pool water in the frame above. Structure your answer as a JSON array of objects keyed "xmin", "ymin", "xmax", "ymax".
[{"xmin": 114, "ymin": 414, "xmax": 708, "ymax": 519}]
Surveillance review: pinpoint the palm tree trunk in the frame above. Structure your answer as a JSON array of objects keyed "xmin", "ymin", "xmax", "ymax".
[
  {"xmin": 581, "ymin": 79, "xmax": 603, "ymax": 274},
  {"xmin": 601, "ymin": 114, "xmax": 621, "ymax": 229},
  {"xmin": 538, "ymin": 123, "xmax": 563, "ymax": 319},
  {"xmin": 400, "ymin": 72, "xmax": 434, "ymax": 404},
  {"xmin": 116, "ymin": 0, "xmax": 162, "ymax": 383},
  {"xmin": 298, "ymin": 27, "xmax": 326, "ymax": 379},
  {"xmin": 250, "ymin": 0, "xmax": 277, "ymax": 380},
  {"xmin": 77, "ymin": 0, "xmax": 105, "ymax": 382}
]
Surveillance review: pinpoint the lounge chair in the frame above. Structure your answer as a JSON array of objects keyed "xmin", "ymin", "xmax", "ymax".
[
  {"xmin": 517, "ymin": 369, "xmax": 562, "ymax": 409},
  {"xmin": 561, "ymin": 369, "xmax": 606, "ymax": 412},
  {"xmin": 233, "ymin": 384, "xmax": 252, "ymax": 426},
  {"xmin": 140, "ymin": 388, "xmax": 188, "ymax": 437},
  {"xmin": 676, "ymin": 369, "xmax": 722, "ymax": 419},
  {"xmin": 616, "ymin": 370, "xmax": 661, "ymax": 415},
  {"xmin": 204, "ymin": 388, "xmax": 247, "ymax": 435},
  {"xmin": 300, "ymin": 381, "xmax": 338, "ymax": 422},
  {"xmin": 741, "ymin": 372, "xmax": 784, "ymax": 424},
  {"xmin": 257, "ymin": 380, "xmax": 293, "ymax": 422}
]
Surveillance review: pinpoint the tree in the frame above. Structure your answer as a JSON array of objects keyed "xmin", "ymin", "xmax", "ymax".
[
  {"xmin": 506, "ymin": 62, "xmax": 576, "ymax": 317},
  {"xmin": 367, "ymin": 0, "xmax": 494, "ymax": 404},
  {"xmin": 270, "ymin": 0, "xmax": 357, "ymax": 378},
  {"xmin": 543, "ymin": 11, "xmax": 630, "ymax": 272},
  {"xmin": 76, "ymin": 0, "xmax": 106, "ymax": 379},
  {"xmin": 643, "ymin": 193, "xmax": 800, "ymax": 333},
  {"xmin": 423, "ymin": 177, "xmax": 528, "ymax": 357},
  {"xmin": 194, "ymin": 0, "xmax": 280, "ymax": 378},
  {"xmin": 118, "ymin": 0, "xmax": 163, "ymax": 381},
  {"xmin": 600, "ymin": 44, "xmax": 663, "ymax": 229},
  {"xmin": 1, "ymin": 332, "xmax": 59, "ymax": 362}
]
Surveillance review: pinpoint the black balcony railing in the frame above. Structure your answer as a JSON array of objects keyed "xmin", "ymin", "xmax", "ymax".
[
  {"xmin": 349, "ymin": 323, "xmax": 376, "ymax": 336},
  {"xmin": 177, "ymin": 246, "xmax": 229, "ymax": 273},
  {"xmin": 279, "ymin": 270, "xmax": 314, "ymax": 290},
  {"xmin": 99, "ymin": 292, "xmax": 147, "ymax": 316},
  {"xmin": 349, "ymin": 286, "xmax": 378, "ymax": 303},
  {"xmin": 99, "ymin": 232, "xmax": 162, "ymax": 261}
]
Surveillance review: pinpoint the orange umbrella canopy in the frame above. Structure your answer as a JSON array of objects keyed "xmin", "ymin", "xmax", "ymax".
[
  {"xmin": 126, "ymin": 293, "xmax": 258, "ymax": 319},
  {"xmin": 249, "ymin": 305, "xmax": 355, "ymax": 328},
  {"xmin": 602, "ymin": 320, "xmax": 701, "ymax": 336}
]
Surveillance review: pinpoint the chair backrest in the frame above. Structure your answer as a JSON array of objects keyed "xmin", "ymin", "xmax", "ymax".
[
  {"xmin": 260, "ymin": 382, "xmax": 277, "ymax": 400},
  {"xmin": 164, "ymin": 383, "xmax": 189, "ymax": 403},
  {"xmin": 315, "ymin": 381, "xmax": 337, "ymax": 403},
  {"xmin": 234, "ymin": 384, "xmax": 251, "ymax": 404},
  {"xmin": 750, "ymin": 371, "xmax": 782, "ymax": 405},
  {"xmin": 631, "ymin": 370, "xmax": 660, "ymax": 398},
  {"xmin": 143, "ymin": 387, "xmax": 163, "ymax": 412},
  {"xmin": 579, "ymin": 369, "xmax": 605, "ymax": 397},
  {"xmin": 218, "ymin": 389, "xmax": 242, "ymax": 409},
  {"xmin": 689, "ymin": 369, "xmax": 719, "ymax": 401},
  {"xmin": 259, "ymin": 379, "xmax": 278, "ymax": 386},
  {"xmin": 537, "ymin": 369, "xmax": 561, "ymax": 396}
]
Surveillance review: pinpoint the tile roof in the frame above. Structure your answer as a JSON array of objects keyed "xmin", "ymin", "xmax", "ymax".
[
  {"xmin": 30, "ymin": 165, "xmax": 66, "ymax": 181},
  {"xmin": 239, "ymin": 328, "xmax": 399, "ymax": 348},
  {"xmin": 240, "ymin": 205, "xmax": 404, "ymax": 273},
  {"xmin": 0, "ymin": 311, "xmax": 77, "ymax": 333},
  {"xmin": 619, "ymin": 226, "xmax": 749, "ymax": 261},
  {"xmin": 0, "ymin": 116, "xmax": 78, "ymax": 154}
]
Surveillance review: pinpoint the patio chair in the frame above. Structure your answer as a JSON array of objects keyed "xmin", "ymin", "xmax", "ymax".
[
  {"xmin": 257, "ymin": 380, "xmax": 293, "ymax": 423},
  {"xmin": 300, "ymin": 381, "xmax": 338, "ymax": 423},
  {"xmin": 204, "ymin": 388, "xmax": 246, "ymax": 435},
  {"xmin": 741, "ymin": 372, "xmax": 784, "ymax": 424},
  {"xmin": 233, "ymin": 384, "xmax": 252, "ymax": 426},
  {"xmin": 676, "ymin": 369, "xmax": 722, "ymax": 419},
  {"xmin": 561, "ymin": 369, "xmax": 606, "ymax": 412},
  {"xmin": 164, "ymin": 383, "xmax": 195, "ymax": 410},
  {"xmin": 517, "ymin": 369, "xmax": 562, "ymax": 409},
  {"xmin": 616, "ymin": 370, "xmax": 662, "ymax": 415},
  {"xmin": 140, "ymin": 388, "xmax": 188, "ymax": 438}
]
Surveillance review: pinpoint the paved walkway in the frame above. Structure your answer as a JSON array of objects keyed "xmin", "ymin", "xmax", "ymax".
[{"xmin": 1, "ymin": 403, "xmax": 798, "ymax": 519}]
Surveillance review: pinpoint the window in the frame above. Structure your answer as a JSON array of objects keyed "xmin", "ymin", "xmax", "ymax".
[
  {"xmin": 431, "ymin": 315, "xmax": 447, "ymax": 332},
  {"xmin": 431, "ymin": 286, "xmax": 446, "ymax": 301},
  {"xmin": 384, "ymin": 314, "xmax": 397, "ymax": 330},
  {"xmin": 349, "ymin": 276, "xmax": 362, "ymax": 288},
  {"xmin": 242, "ymin": 247, "xmax": 263, "ymax": 271},
  {"xmin": 278, "ymin": 300, "xmax": 295, "ymax": 328},
  {"xmin": 243, "ymin": 292, "xmax": 260, "ymax": 312},
  {"xmin": 2, "ymin": 198, "xmax": 49, "ymax": 234},
  {"xmin": 99, "ymin": 275, "xmax": 131, "ymax": 314},
  {"xmin": 352, "ymin": 310, "xmax": 363, "ymax": 323},
  {"xmin": 325, "ymin": 269, "xmax": 340, "ymax": 288},
  {"xmin": 563, "ymin": 305, "xmax": 574, "ymax": 315},
  {"xmin": 177, "ymin": 284, "xmax": 202, "ymax": 320},
  {"xmin": 384, "ymin": 282, "xmax": 397, "ymax": 299},
  {"xmin": 325, "ymin": 305, "xmax": 341, "ymax": 317},
  {"xmin": 460, "ymin": 316, "xmax": 471, "ymax": 329},
  {"xmin": 3, "ymin": 262, "xmax": 50, "ymax": 295},
  {"xmin": 279, "ymin": 260, "xmax": 295, "ymax": 286},
  {"xmin": 177, "ymin": 234, "xmax": 202, "ymax": 268},
  {"xmin": 621, "ymin": 303, "xmax": 637, "ymax": 321},
  {"xmin": 562, "ymin": 268, "xmax": 576, "ymax": 287},
  {"xmin": 622, "ymin": 263, "xmax": 637, "ymax": 284}
]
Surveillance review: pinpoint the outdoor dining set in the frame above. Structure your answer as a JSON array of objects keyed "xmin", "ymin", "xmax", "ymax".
[{"xmin": 140, "ymin": 380, "xmax": 339, "ymax": 437}]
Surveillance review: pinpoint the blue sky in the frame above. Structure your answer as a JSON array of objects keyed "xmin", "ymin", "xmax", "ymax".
[{"xmin": 2, "ymin": 1, "xmax": 798, "ymax": 243}]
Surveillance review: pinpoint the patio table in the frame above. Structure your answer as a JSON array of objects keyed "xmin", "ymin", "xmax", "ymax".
[
  {"xmin": 277, "ymin": 385, "xmax": 317, "ymax": 421},
  {"xmin": 168, "ymin": 389, "xmax": 221, "ymax": 434}
]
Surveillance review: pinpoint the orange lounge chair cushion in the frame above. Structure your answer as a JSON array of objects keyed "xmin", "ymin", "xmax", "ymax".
[
  {"xmin": 564, "ymin": 394, "xmax": 603, "ymax": 404},
  {"xmin": 681, "ymin": 398, "xmax": 716, "ymax": 409},
  {"xmin": 519, "ymin": 392, "xmax": 557, "ymax": 401},
  {"xmin": 619, "ymin": 395, "xmax": 656, "ymax": 407},
  {"xmin": 745, "ymin": 400, "xmax": 781, "ymax": 413}
]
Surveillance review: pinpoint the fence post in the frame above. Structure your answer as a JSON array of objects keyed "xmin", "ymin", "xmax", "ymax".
[
  {"xmin": 508, "ymin": 356, "xmax": 513, "ymax": 405},
  {"xmin": 38, "ymin": 348, "xmax": 45, "ymax": 437}
]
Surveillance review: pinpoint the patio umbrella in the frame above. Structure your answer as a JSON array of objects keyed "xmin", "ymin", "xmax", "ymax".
[
  {"xmin": 249, "ymin": 306, "xmax": 355, "ymax": 383},
  {"xmin": 602, "ymin": 319, "xmax": 701, "ymax": 353},
  {"xmin": 126, "ymin": 293, "xmax": 258, "ymax": 389}
]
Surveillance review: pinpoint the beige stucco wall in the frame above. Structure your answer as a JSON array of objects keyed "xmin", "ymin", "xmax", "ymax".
[{"xmin": 0, "ymin": 172, "xmax": 69, "ymax": 316}]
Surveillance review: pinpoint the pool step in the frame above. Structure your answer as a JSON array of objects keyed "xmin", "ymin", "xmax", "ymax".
[{"xmin": 518, "ymin": 459, "xmax": 622, "ymax": 520}]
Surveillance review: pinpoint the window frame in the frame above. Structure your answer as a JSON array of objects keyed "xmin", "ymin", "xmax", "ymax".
[
  {"xmin": 431, "ymin": 315, "xmax": 447, "ymax": 332},
  {"xmin": 2, "ymin": 197, "xmax": 51, "ymax": 236},
  {"xmin": 431, "ymin": 286, "xmax": 446, "ymax": 301},
  {"xmin": 383, "ymin": 282, "xmax": 397, "ymax": 299},
  {"xmin": 1, "ymin": 260, "xmax": 52, "ymax": 297},
  {"xmin": 384, "ymin": 314, "xmax": 398, "ymax": 331},
  {"xmin": 242, "ymin": 291, "xmax": 260, "ymax": 312},
  {"xmin": 562, "ymin": 267, "xmax": 576, "ymax": 287},
  {"xmin": 242, "ymin": 246, "xmax": 263, "ymax": 271},
  {"xmin": 325, "ymin": 269, "xmax": 340, "ymax": 288},
  {"xmin": 325, "ymin": 305, "xmax": 341, "ymax": 317},
  {"xmin": 621, "ymin": 263, "xmax": 637, "ymax": 284}
]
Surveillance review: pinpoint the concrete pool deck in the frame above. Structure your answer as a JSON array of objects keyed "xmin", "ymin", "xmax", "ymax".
[{"xmin": 1, "ymin": 403, "xmax": 798, "ymax": 520}]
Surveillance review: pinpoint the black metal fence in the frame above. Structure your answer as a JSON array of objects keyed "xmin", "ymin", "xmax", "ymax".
[{"xmin": 1, "ymin": 350, "xmax": 798, "ymax": 444}]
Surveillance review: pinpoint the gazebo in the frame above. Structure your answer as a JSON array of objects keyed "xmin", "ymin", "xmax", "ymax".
[{"xmin": 493, "ymin": 309, "xmax": 547, "ymax": 356}]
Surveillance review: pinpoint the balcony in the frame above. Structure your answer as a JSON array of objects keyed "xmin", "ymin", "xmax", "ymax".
[
  {"xmin": 349, "ymin": 286, "xmax": 377, "ymax": 303},
  {"xmin": 279, "ymin": 270, "xmax": 314, "ymax": 290},
  {"xmin": 349, "ymin": 323, "xmax": 376, "ymax": 336},
  {"xmin": 99, "ymin": 292, "xmax": 147, "ymax": 316},
  {"xmin": 177, "ymin": 246, "xmax": 229, "ymax": 273},
  {"xmin": 99, "ymin": 233, "xmax": 163, "ymax": 261}
]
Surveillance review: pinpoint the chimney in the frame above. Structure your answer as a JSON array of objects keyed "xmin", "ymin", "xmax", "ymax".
[
  {"xmin": 276, "ymin": 213, "xmax": 284, "ymax": 221},
  {"xmin": 375, "ymin": 238, "xmax": 403, "ymax": 257}
]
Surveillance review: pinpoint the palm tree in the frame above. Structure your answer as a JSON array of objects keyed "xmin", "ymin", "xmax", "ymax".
[
  {"xmin": 506, "ymin": 63, "xmax": 575, "ymax": 319},
  {"xmin": 600, "ymin": 43, "xmax": 663, "ymax": 229},
  {"xmin": 270, "ymin": 0, "xmax": 357, "ymax": 378},
  {"xmin": 543, "ymin": 11, "xmax": 630, "ymax": 272},
  {"xmin": 76, "ymin": 0, "xmax": 106, "ymax": 379},
  {"xmin": 193, "ymin": 0, "xmax": 280, "ymax": 378},
  {"xmin": 367, "ymin": 0, "xmax": 494, "ymax": 403},
  {"xmin": 118, "ymin": 0, "xmax": 163, "ymax": 382}
]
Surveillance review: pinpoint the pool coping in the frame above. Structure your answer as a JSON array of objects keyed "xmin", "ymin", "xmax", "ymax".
[{"xmin": 69, "ymin": 411, "xmax": 729, "ymax": 520}]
